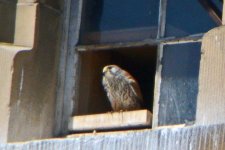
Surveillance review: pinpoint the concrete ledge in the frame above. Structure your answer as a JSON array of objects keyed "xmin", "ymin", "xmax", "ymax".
[{"xmin": 1, "ymin": 123, "xmax": 224, "ymax": 150}]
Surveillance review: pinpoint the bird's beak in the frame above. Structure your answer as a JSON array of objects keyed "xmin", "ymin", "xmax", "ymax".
[{"xmin": 102, "ymin": 66, "xmax": 108, "ymax": 76}]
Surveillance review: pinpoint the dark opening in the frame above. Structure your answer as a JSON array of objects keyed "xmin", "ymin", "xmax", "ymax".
[{"xmin": 74, "ymin": 46, "xmax": 157, "ymax": 116}]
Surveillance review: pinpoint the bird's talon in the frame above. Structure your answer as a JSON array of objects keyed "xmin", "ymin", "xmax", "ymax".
[
  {"xmin": 93, "ymin": 130, "xmax": 97, "ymax": 134},
  {"xmin": 107, "ymin": 111, "xmax": 114, "ymax": 114}
]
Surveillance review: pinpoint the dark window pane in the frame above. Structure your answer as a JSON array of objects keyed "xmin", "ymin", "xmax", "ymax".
[
  {"xmin": 166, "ymin": 0, "xmax": 218, "ymax": 37},
  {"xmin": 80, "ymin": 0, "xmax": 159, "ymax": 44},
  {"xmin": 158, "ymin": 43, "xmax": 201, "ymax": 125}
]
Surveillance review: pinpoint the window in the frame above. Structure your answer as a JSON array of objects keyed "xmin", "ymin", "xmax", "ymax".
[
  {"xmin": 152, "ymin": 0, "xmax": 221, "ymax": 127},
  {"xmin": 64, "ymin": 0, "xmax": 223, "ymax": 132}
]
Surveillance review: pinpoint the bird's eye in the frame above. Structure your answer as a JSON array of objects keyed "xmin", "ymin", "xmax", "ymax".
[{"xmin": 110, "ymin": 67, "xmax": 117, "ymax": 73}]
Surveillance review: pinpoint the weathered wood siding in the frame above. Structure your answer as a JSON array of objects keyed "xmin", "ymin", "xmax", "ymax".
[{"xmin": 1, "ymin": 123, "xmax": 225, "ymax": 150}]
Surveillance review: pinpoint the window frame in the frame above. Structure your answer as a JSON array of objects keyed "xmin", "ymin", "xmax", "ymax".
[{"xmin": 55, "ymin": 0, "xmax": 222, "ymax": 135}]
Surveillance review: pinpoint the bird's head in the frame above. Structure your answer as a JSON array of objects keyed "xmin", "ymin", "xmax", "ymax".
[{"xmin": 102, "ymin": 65, "xmax": 122, "ymax": 78}]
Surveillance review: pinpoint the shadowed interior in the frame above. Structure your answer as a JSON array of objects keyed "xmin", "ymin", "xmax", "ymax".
[{"xmin": 74, "ymin": 46, "xmax": 157, "ymax": 115}]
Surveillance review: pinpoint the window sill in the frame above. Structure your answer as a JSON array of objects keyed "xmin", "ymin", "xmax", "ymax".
[{"xmin": 69, "ymin": 109, "xmax": 152, "ymax": 132}]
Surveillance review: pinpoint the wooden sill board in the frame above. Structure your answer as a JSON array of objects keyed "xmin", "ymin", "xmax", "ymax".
[{"xmin": 69, "ymin": 109, "xmax": 152, "ymax": 131}]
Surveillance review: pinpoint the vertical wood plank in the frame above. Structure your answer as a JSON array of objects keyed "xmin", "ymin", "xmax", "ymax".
[
  {"xmin": 152, "ymin": 44, "xmax": 164, "ymax": 128},
  {"xmin": 153, "ymin": 0, "xmax": 167, "ymax": 128},
  {"xmin": 196, "ymin": 26, "xmax": 225, "ymax": 125}
]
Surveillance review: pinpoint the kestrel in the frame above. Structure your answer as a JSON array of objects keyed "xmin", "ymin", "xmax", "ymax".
[{"xmin": 102, "ymin": 65, "xmax": 143, "ymax": 111}]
